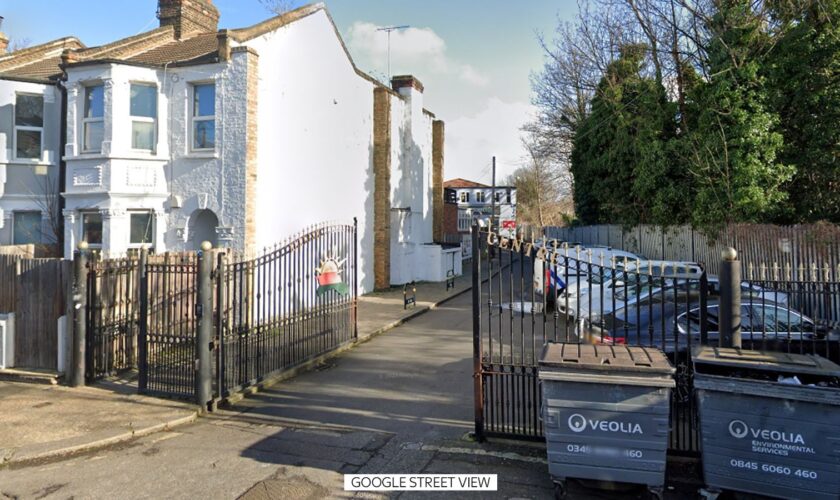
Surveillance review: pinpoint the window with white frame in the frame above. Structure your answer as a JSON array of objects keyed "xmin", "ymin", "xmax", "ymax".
[
  {"xmin": 81, "ymin": 212, "xmax": 103, "ymax": 247},
  {"xmin": 13, "ymin": 211, "xmax": 42, "ymax": 244},
  {"xmin": 129, "ymin": 211, "xmax": 154, "ymax": 247},
  {"xmin": 83, "ymin": 85, "xmax": 104, "ymax": 152},
  {"xmin": 459, "ymin": 191, "xmax": 469, "ymax": 203},
  {"xmin": 15, "ymin": 94, "xmax": 44, "ymax": 160},
  {"xmin": 457, "ymin": 209, "xmax": 471, "ymax": 232},
  {"xmin": 475, "ymin": 191, "xmax": 486, "ymax": 203},
  {"xmin": 130, "ymin": 83, "xmax": 157, "ymax": 151},
  {"xmin": 191, "ymin": 83, "xmax": 215, "ymax": 150}
]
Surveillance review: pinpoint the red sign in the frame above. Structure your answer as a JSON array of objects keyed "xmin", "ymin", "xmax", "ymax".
[{"xmin": 501, "ymin": 220, "xmax": 516, "ymax": 229}]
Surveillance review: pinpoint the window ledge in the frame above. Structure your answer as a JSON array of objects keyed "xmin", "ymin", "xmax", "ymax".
[
  {"xmin": 3, "ymin": 160, "xmax": 56, "ymax": 167},
  {"xmin": 182, "ymin": 151, "xmax": 219, "ymax": 159},
  {"xmin": 65, "ymin": 153, "xmax": 168, "ymax": 162}
]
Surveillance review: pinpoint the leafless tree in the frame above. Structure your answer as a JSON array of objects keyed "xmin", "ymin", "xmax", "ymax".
[
  {"xmin": 9, "ymin": 37, "xmax": 32, "ymax": 52},
  {"xmin": 506, "ymin": 136, "xmax": 574, "ymax": 228},
  {"xmin": 259, "ymin": 0, "xmax": 296, "ymax": 15},
  {"xmin": 527, "ymin": 1, "xmax": 637, "ymax": 174},
  {"xmin": 27, "ymin": 174, "xmax": 62, "ymax": 246}
]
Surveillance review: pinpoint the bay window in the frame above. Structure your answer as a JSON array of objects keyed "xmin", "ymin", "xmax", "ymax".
[
  {"xmin": 129, "ymin": 211, "xmax": 154, "ymax": 247},
  {"xmin": 130, "ymin": 83, "xmax": 157, "ymax": 150},
  {"xmin": 83, "ymin": 85, "xmax": 104, "ymax": 152},
  {"xmin": 81, "ymin": 212, "xmax": 103, "ymax": 247}
]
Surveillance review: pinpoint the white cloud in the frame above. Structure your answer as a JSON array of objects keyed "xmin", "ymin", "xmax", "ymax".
[
  {"xmin": 346, "ymin": 22, "xmax": 489, "ymax": 86},
  {"xmin": 445, "ymin": 98, "xmax": 537, "ymax": 183},
  {"xmin": 459, "ymin": 65, "xmax": 489, "ymax": 86}
]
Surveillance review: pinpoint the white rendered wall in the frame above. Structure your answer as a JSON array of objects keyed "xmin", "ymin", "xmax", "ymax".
[
  {"xmin": 388, "ymin": 85, "xmax": 436, "ymax": 285},
  {"xmin": 246, "ymin": 11, "xmax": 377, "ymax": 293},
  {"xmin": 415, "ymin": 244, "xmax": 461, "ymax": 282},
  {"xmin": 0, "ymin": 79, "xmax": 61, "ymax": 245}
]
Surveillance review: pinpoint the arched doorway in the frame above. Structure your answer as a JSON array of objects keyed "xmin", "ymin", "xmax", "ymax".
[{"xmin": 188, "ymin": 209, "xmax": 219, "ymax": 250}]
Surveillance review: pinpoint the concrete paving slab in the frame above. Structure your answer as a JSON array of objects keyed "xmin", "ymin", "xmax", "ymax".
[{"xmin": 0, "ymin": 380, "xmax": 197, "ymax": 467}]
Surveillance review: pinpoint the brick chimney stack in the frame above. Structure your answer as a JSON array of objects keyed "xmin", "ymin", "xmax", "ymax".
[
  {"xmin": 0, "ymin": 16, "xmax": 6, "ymax": 53},
  {"xmin": 158, "ymin": 0, "xmax": 220, "ymax": 39}
]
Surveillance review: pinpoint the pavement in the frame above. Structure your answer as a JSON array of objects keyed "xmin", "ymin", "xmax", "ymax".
[
  {"xmin": 356, "ymin": 267, "xmax": 474, "ymax": 341},
  {"xmin": 0, "ymin": 379, "xmax": 198, "ymax": 467}
]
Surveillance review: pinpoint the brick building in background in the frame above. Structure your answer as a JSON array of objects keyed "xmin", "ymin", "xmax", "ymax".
[{"xmin": 443, "ymin": 178, "xmax": 517, "ymax": 259}]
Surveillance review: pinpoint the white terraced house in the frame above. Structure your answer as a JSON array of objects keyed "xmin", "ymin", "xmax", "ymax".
[
  {"xmin": 0, "ymin": 33, "xmax": 69, "ymax": 251},
  {"xmin": 0, "ymin": 0, "xmax": 455, "ymax": 292}
]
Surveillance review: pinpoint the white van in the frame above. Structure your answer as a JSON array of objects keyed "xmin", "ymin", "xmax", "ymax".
[
  {"xmin": 557, "ymin": 260, "xmax": 704, "ymax": 318},
  {"xmin": 533, "ymin": 246, "xmax": 644, "ymax": 307}
]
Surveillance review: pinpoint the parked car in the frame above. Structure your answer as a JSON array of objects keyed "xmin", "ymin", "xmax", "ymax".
[
  {"xmin": 676, "ymin": 302, "xmax": 837, "ymax": 344},
  {"xmin": 581, "ymin": 297, "xmax": 837, "ymax": 352},
  {"xmin": 703, "ymin": 276, "xmax": 789, "ymax": 305}
]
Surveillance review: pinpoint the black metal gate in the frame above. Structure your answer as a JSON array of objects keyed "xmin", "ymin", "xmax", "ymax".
[
  {"xmin": 215, "ymin": 221, "xmax": 358, "ymax": 399},
  {"xmin": 471, "ymin": 226, "xmax": 709, "ymax": 454},
  {"xmin": 471, "ymin": 226, "xmax": 840, "ymax": 456},
  {"xmin": 82, "ymin": 221, "xmax": 357, "ymax": 400},
  {"xmin": 138, "ymin": 253, "xmax": 199, "ymax": 398},
  {"xmin": 86, "ymin": 256, "xmax": 141, "ymax": 382},
  {"xmin": 129, "ymin": 221, "xmax": 358, "ymax": 402}
]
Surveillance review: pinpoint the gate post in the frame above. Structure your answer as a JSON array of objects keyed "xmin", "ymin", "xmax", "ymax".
[
  {"xmin": 353, "ymin": 217, "xmax": 359, "ymax": 340},
  {"xmin": 196, "ymin": 241, "xmax": 214, "ymax": 410},
  {"xmin": 138, "ymin": 247, "xmax": 149, "ymax": 392},
  {"xmin": 699, "ymin": 271, "xmax": 709, "ymax": 346},
  {"xmin": 215, "ymin": 250, "xmax": 227, "ymax": 402},
  {"xmin": 719, "ymin": 247, "xmax": 741, "ymax": 348},
  {"xmin": 471, "ymin": 223, "xmax": 484, "ymax": 441},
  {"xmin": 70, "ymin": 242, "xmax": 89, "ymax": 387}
]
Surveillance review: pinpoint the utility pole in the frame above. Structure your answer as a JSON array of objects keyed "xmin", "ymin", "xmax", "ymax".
[
  {"xmin": 491, "ymin": 156, "xmax": 496, "ymax": 233},
  {"xmin": 377, "ymin": 25, "xmax": 409, "ymax": 81}
]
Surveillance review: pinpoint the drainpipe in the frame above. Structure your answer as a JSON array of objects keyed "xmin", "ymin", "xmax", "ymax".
[{"xmin": 57, "ymin": 74, "xmax": 68, "ymax": 254}]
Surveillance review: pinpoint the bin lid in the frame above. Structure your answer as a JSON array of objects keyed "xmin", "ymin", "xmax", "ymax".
[
  {"xmin": 539, "ymin": 343, "xmax": 675, "ymax": 377},
  {"xmin": 692, "ymin": 346, "xmax": 840, "ymax": 378}
]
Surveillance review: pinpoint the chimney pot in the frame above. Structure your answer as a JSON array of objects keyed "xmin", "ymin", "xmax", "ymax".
[
  {"xmin": 391, "ymin": 75, "xmax": 424, "ymax": 94},
  {"xmin": 0, "ymin": 33, "xmax": 8, "ymax": 54},
  {"xmin": 61, "ymin": 48, "xmax": 79, "ymax": 66}
]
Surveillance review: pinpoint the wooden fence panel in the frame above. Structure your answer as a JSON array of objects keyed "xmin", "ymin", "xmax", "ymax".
[
  {"xmin": 0, "ymin": 255, "xmax": 17, "ymax": 312},
  {"xmin": 14, "ymin": 258, "xmax": 69, "ymax": 369}
]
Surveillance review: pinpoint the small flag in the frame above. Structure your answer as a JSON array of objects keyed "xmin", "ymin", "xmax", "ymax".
[{"xmin": 550, "ymin": 266, "xmax": 566, "ymax": 293}]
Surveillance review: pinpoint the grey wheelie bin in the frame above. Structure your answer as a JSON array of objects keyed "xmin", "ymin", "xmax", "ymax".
[
  {"xmin": 693, "ymin": 346, "xmax": 840, "ymax": 500},
  {"xmin": 538, "ymin": 343, "xmax": 675, "ymax": 499}
]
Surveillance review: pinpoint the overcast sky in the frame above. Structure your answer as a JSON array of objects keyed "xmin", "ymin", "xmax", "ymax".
[{"xmin": 0, "ymin": 0, "xmax": 577, "ymax": 182}]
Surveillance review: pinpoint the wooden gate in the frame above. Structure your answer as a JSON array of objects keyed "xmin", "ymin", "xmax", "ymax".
[{"xmin": 1, "ymin": 256, "xmax": 71, "ymax": 369}]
